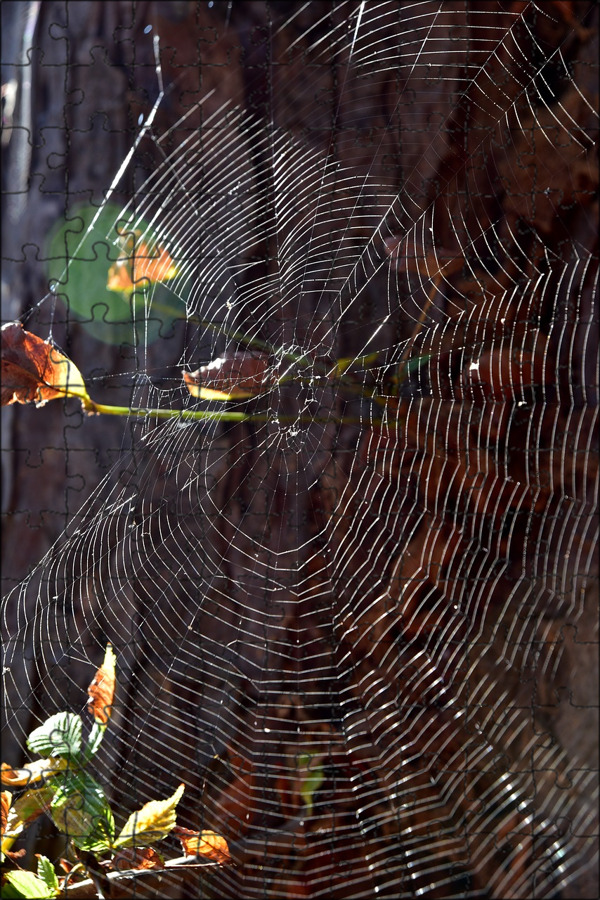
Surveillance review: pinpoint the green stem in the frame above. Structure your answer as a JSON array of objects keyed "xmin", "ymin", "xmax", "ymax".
[
  {"xmin": 86, "ymin": 400, "xmax": 249, "ymax": 422},
  {"xmin": 84, "ymin": 398, "xmax": 386, "ymax": 428}
]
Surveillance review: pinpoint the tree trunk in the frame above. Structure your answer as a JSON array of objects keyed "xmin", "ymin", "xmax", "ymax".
[{"xmin": 2, "ymin": 2, "xmax": 597, "ymax": 897}]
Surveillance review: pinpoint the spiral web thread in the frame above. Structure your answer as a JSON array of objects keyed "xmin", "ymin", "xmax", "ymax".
[{"xmin": 2, "ymin": 2, "xmax": 598, "ymax": 897}]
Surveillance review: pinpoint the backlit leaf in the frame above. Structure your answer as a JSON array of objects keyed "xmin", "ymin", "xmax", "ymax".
[
  {"xmin": 173, "ymin": 826, "xmax": 231, "ymax": 864},
  {"xmin": 87, "ymin": 644, "xmax": 116, "ymax": 725},
  {"xmin": 46, "ymin": 204, "xmax": 181, "ymax": 346},
  {"xmin": 4, "ymin": 784, "xmax": 57, "ymax": 841},
  {"xmin": 27, "ymin": 713, "xmax": 82, "ymax": 760},
  {"xmin": 4, "ymin": 789, "xmax": 57, "ymax": 863},
  {"xmin": 50, "ymin": 771, "xmax": 114, "ymax": 852},
  {"xmin": 1, "ymin": 323, "xmax": 90, "ymax": 408},
  {"xmin": 1, "ymin": 758, "xmax": 68, "ymax": 787},
  {"xmin": 1, "ymin": 791, "xmax": 11, "ymax": 836},
  {"xmin": 112, "ymin": 846, "xmax": 164, "ymax": 870},
  {"xmin": 1, "ymin": 869, "xmax": 57, "ymax": 899},
  {"xmin": 36, "ymin": 856, "xmax": 60, "ymax": 895},
  {"xmin": 107, "ymin": 231, "xmax": 179, "ymax": 293},
  {"xmin": 1, "ymin": 790, "xmax": 12, "ymax": 861},
  {"xmin": 296, "ymin": 754, "xmax": 325, "ymax": 817},
  {"xmin": 114, "ymin": 783, "xmax": 184, "ymax": 848},
  {"xmin": 183, "ymin": 352, "xmax": 273, "ymax": 400}
]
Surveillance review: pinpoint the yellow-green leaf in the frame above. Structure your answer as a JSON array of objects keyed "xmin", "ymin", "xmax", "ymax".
[
  {"xmin": 2, "ymin": 784, "xmax": 57, "ymax": 861},
  {"xmin": 5, "ymin": 783, "xmax": 56, "ymax": 833},
  {"xmin": 297, "ymin": 754, "xmax": 325, "ymax": 817},
  {"xmin": 36, "ymin": 855, "xmax": 60, "ymax": 895},
  {"xmin": 114, "ymin": 784, "xmax": 184, "ymax": 849},
  {"xmin": 188, "ymin": 384, "xmax": 253, "ymax": 402},
  {"xmin": 1, "ymin": 869, "xmax": 57, "ymax": 899}
]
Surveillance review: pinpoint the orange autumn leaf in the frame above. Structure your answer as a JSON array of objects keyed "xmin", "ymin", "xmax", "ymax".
[
  {"xmin": 1, "ymin": 322, "xmax": 90, "ymax": 408},
  {"xmin": 183, "ymin": 351, "xmax": 274, "ymax": 400},
  {"xmin": 87, "ymin": 644, "xmax": 116, "ymax": 725},
  {"xmin": 1, "ymin": 791, "xmax": 11, "ymax": 840},
  {"xmin": 106, "ymin": 262, "xmax": 137, "ymax": 293},
  {"xmin": 173, "ymin": 826, "xmax": 231, "ymax": 864},
  {"xmin": 107, "ymin": 232, "xmax": 178, "ymax": 293},
  {"xmin": 113, "ymin": 846, "xmax": 164, "ymax": 871},
  {"xmin": 1, "ymin": 758, "xmax": 68, "ymax": 787},
  {"xmin": 1, "ymin": 800, "xmax": 26, "ymax": 862}
]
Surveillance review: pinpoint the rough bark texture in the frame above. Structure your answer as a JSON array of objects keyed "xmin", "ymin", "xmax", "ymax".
[{"xmin": 2, "ymin": 2, "xmax": 598, "ymax": 898}]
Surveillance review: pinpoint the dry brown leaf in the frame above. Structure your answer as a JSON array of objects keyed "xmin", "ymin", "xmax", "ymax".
[
  {"xmin": 183, "ymin": 351, "xmax": 274, "ymax": 400},
  {"xmin": 1, "ymin": 758, "xmax": 67, "ymax": 787},
  {"xmin": 1, "ymin": 791, "xmax": 11, "ymax": 839},
  {"xmin": 173, "ymin": 826, "xmax": 231, "ymax": 864},
  {"xmin": 1, "ymin": 322, "xmax": 90, "ymax": 408},
  {"xmin": 112, "ymin": 846, "xmax": 164, "ymax": 871},
  {"xmin": 87, "ymin": 644, "xmax": 116, "ymax": 724}
]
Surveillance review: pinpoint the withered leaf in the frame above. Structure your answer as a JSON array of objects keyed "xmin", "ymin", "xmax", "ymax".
[
  {"xmin": 87, "ymin": 644, "xmax": 116, "ymax": 725},
  {"xmin": 173, "ymin": 826, "xmax": 231, "ymax": 864},
  {"xmin": 1, "ymin": 758, "xmax": 68, "ymax": 787},
  {"xmin": 1, "ymin": 322, "xmax": 90, "ymax": 408},
  {"xmin": 112, "ymin": 846, "xmax": 164, "ymax": 871},
  {"xmin": 114, "ymin": 783, "xmax": 185, "ymax": 848},
  {"xmin": 4, "ymin": 847, "xmax": 26, "ymax": 860},
  {"xmin": 183, "ymin": 351, "xmax": 273, "ymax": 400},
  {"xmin": 107, "ymin": 232, "xmax": 178, "ymax": 293},
  {"xmin": 1, "ymin": 790, "xmax": 11, "ymax": 839}
]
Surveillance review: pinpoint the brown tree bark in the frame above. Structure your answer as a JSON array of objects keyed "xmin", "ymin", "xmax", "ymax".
[{"xmin": 2, "ymin": 2, "xmax": 598, "ymax": 897}]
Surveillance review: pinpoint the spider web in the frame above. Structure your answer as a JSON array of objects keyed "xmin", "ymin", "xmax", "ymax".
[{"xmin": 2, "ymin": 2, "xmax": 598, "ymax": 897}]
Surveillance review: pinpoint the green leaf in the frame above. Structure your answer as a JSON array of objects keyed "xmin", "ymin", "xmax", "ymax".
[
  {"xmin": 46, "ymin": 204, "xmax": 185, "ymax": 347},
  {"xmin": 114, "ymin": 783, "xmax": 184, "ymax": 848},
  {"xmin": 35, "ymin": 857, "xmax": 59, "ymax": 895},
  {"xmin": 83, "ymin": 722, "xmax": 107, "ymax": 762},
  {"xmin": 27, "ymin": 713, "xmax": 82, "ymax": 760},
  {"xmin": 297, "ymin": 754, "xmax": 325, "ymax": 817},
  {"xmin": 0, "ymin": 870, "xmax": 56, "ymax": 899},
  {"xmin": 50, "ymin": 771, "xmax": 114, "ymax": 852}
]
